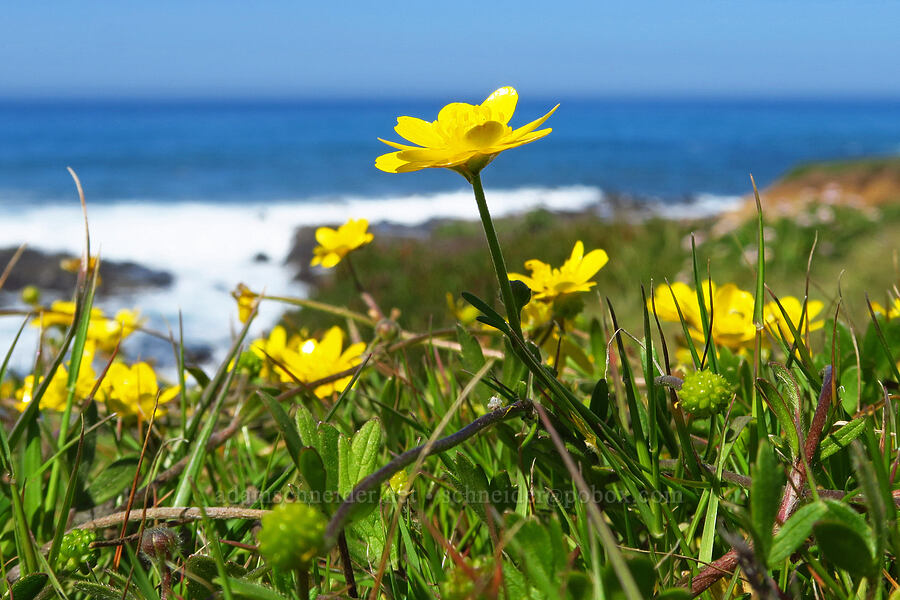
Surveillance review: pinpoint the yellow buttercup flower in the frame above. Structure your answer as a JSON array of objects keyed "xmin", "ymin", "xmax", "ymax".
[
  {"xmin": 707, "ymin": 284, "xmax": 757, "ymax": 349},
  {"xmin": 509, "ymin": 241, "xmax": 608, "ymax": 302},
  {"xmin": 97, "ymin": 362, "xmax": 179, "ymax": 420},
  {"xmin": 871, "ymin": 298, "xmax": 900, "ymax": 319},
  {"xmin": 15, "ymin": 343, "xmax": 97, "ymax": 412},
  {"xmin": 310, "ymin": 219, "xmax": 374, "ymax": 268},
  {"xmin": 276, "ymin": 327, "xmax": 366, "ymax": 398},
  {"xmin": 375, "ymin": 86, "xmax": 558, "ymax": 177},
  {"xmin": 233, "ymin": 284, "xmax": 260, "ymax": 324},
  {"xmin": 520, "ymin": 298, "xmax": 555, "ymax": 330},
  {"xmin": 446, "ymin": 292, "xmax": 480, "ymax": 326},
  {"xmin": 651, "ymin": 281, "xmax": 714, "ymax": 329},
  {"xmin": 250, "ymin": 325, "xmax": 295, "ymax": 380},
  {"xmin": 764, "ymin": 297, "xmax": 824, "ymax": 346},
  {"xmin": 60, "ymin": 255, "xmax": 99, "ymax": 274},
  {"xmin": 32, "ymin": 301, "xmax": 143, "ymax": 353},
  {"xmin": 650, "ymin": 281, "xmax": 756, "ymax": 351}
]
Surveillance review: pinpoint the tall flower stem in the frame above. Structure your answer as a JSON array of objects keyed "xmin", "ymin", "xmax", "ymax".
[{"xmin": 470, "ymin": 172, "xmax": 523, "ymax": 339}]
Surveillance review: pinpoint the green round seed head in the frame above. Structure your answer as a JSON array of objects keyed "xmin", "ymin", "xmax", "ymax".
[
  {"xmin": 677, "ymin": 370, "xmax": 732, "ymax": 417},
  {"xmin": 257, "ymin": 503, "xmax": 327, "ymax": 571}
]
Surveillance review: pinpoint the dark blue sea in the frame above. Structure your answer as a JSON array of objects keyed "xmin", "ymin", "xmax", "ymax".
[
  {"xmin": 2, "ymin": 97, "xmax": 900, "ymax": 205},
  {"xmin": 1, "ymin": 97, "xmax": 898, "ymax": 365}
]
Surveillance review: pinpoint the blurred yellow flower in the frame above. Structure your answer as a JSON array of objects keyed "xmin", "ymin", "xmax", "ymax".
[
  {"xmin": 871, "ymin": 298, "xmax": 900, "ymax": 319},
  {"xmin": 15, "ymin": 343, "xmax": 97, "ymax": 412},
  {"xmin": 250, "ymin": 325, "xmax": 295, "ymax": 380},
  {"xmin": 375, "ymin": 86, "xmax": 558, "ymax": 176},
  {"xmin": 509, "ymin": 241, "xmax": 608, "ymax": 301},
  {"xmin": 708, "ymin": 284, "xmax": 757, "ymax": 349},
  {"xmin": 97, "ymin": 362, "xmax": 179, "ymax": 420},
  {"xmin": 233, "ymin": 284, "xmax": 260, "ymax": 324},
  {"xmin": 651, "ymin": 281, "xmax": 713, "ymax": 329},
  {"xmin": 59, "ymin": 255, "xmax": 99, "ymax": 275},
  {"xmin": 520, "ymin": 298, "xmax": 555, "ymax": 330},
  {"xmin": 446, "ymin": 292, "xmax": 480, "ymax": 325},
  {"xmin": 764, "ymin": 297, "xmax": 824, "ymax": 345},
  {"xmin": 33, "ymin": 301, "xmax": 143, "ymax": 353},
  {"xmin": 650, "ymin": 282, "xmax": 756, "ymax": 350},
  {"xmin": 285, "ymin": 327, "xmax": 365, "ymax": 398},
  {"xmin": 253, "ymin": 326, "xmax": 365, "ymax": 398},
  {"xmin": 311, "ymin": 219, "xmax": 374, "ymax": 268}
]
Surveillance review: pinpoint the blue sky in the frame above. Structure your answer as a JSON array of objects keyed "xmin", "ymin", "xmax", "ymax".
[{"xmin": 2, "ymin": 1, "xmax": 899, "ymax": 99}]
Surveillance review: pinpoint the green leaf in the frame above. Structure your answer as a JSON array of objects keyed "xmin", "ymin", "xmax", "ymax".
[
  {"xmin": 839, "ymin": 366, "xmax": 861, "ymax": 414},
  {"xmin": 451, "ymin": 452, "xmax": 490, "ymax": 523},
  {"xmin": 589, "ymin": 318, "xmax": 606, "ymax": 378},
  {"xmin": 186, "ymin": 365, "xmax": 211, "ymax": 388},
  {"xmin": 72, "ymin": 582, "xmax": 139, "ymax": 600},
  {"xmin": 489, "ymin": 471, "xmax": 516, "ymax": 514},
  {"xmin": 589, "ymin": 379, "xmax": 609, "ymax": 420},
  {"xmin": 88, "ymin": 456, "xmax": 141, "ymax": 504},
  {"xmin": 505, "ymin": 515, "xmax": 568, "ymax": 599},
  {"xmin": 218, "ymin": 578, "xmax": 289, "ymax": 600},
  {"xmin": 756, "ymin": 378, "xmax": 800, "ymax": 458},
  {"xmin": 317, "ymin": 422, "xmax": 341, "ymax": 497},
  {"xmin": 456, "ymin": 324, "xmax": 486, "ymax": 372},
  {"xmin": 183, "ymin": 555, "xmax": 246, "ymax": 600},
  {"xmin": 462, "ymin": 291, "xmax": 510, "ymax": 333},
  {"xmin": 258, "ymin": 391, "xmax": 304, "ymax": 472},
  {"xmin": 768, "ymin": 501, "xmax": 828, "ymax": 566},
  {"xmin": 601, "ymin": 555, "xmax": 656, "ymax": 600},
  {"xmin": 295, "ymin": 405, "xmax": 317, "ymax": 448},
  {"xmin": 751, "ymin": 441, "xmax": 784, "ymax": 561},
  {"xmin": 297, "ymin": 448, "xmax": 327, "ymax": 506},
  {"xmin": 349, "ymin": 419, "xmax": 382, "ymax": 482},
  {"xmin": 851, "ymin": 439, "xmax": 890, "ymax": 564},
  {"xmin": 656, "ymin": 590, "xmax": 692, "ymax": 600},
  {"xmin": 3, "ymin": 573, "xmax": 48, "ymax": 600},
  {"xmin": 813, "ymin": 519, "xmax": 875, "ymax": 577},
  {"xmin": 769, "ymin": 362, "xmax": 801, "ymax": 417},
  {"xmin": 819, "ymin": 418, "xmax": 866, "ymax": 460}
]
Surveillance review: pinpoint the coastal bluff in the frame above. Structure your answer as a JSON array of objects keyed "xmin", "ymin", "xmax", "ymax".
[{"xmin": 718, "ymin": 156, "xmax": 900, "ymax": 229}]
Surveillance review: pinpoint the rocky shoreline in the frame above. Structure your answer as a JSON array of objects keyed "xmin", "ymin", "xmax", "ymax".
[{"xmin": 0, "ymin": 247, "xmax": 173, "ymax": 297}]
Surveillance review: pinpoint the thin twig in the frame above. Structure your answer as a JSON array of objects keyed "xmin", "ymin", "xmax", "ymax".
[{"xmin": 75, "ymin": 507, "xmax": 269, "ymax": 531}]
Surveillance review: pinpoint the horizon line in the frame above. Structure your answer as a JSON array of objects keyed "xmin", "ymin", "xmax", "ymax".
[{"xmin": 3, "ymin": 91, "xmax": 900, "ymax": 105}]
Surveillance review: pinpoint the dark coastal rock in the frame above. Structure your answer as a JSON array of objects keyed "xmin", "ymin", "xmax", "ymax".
[
  {"xmin": 285, "ymin": 226, "xmax": 319, "ymax": 282},
  {"xmin": 0, "ymin": 247, "xmax": 173, "ymax": 295}
]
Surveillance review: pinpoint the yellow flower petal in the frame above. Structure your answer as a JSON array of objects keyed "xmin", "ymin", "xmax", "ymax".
[
  {"xmin": 394, "ymin": 117, "xmax": 443, "ymax": 147},
  {"xmin": 509, "ymin": 104, "xmax": 559, "ymax": 138},
  {"xmin": 481, "ymin": 86, "xmax": 518, "ymax": 125},
  {"xmin": 464, "ymin": 121, "xmax": 508, "ymax": 148},
  {"xmin": 377, "ymin": 137, "xmax": 420, "ymax": 151}
]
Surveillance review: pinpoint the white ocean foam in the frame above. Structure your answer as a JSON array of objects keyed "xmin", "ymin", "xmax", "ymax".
[
  {"xmin": 647, "ymin": 193, "xmax": 743, "ymax": 219},
  {"xmin": 0, "ymin": 185, "xmax": 604, "ymax": 369}
]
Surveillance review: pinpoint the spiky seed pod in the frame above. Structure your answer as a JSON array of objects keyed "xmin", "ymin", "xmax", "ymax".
[
  {"xmin": 58, "ymin": 528, "xmax": 97, "ymax": 571},
  {"xmin": 140, "ymin": 527, "xmax": 179, "ymax": 562},
  {"xmin": 257, "ymin": 503, "xmax": 327, "ymax": 571},
  {"xmin": 677, "ymin": 370, "xmax": 732, "ymax": 417}
]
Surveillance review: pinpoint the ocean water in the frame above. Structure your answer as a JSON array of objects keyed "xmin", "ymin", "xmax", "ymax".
[{"xmin": 1, "ymin": 97, "xmax": 899, "ymax": 367}]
